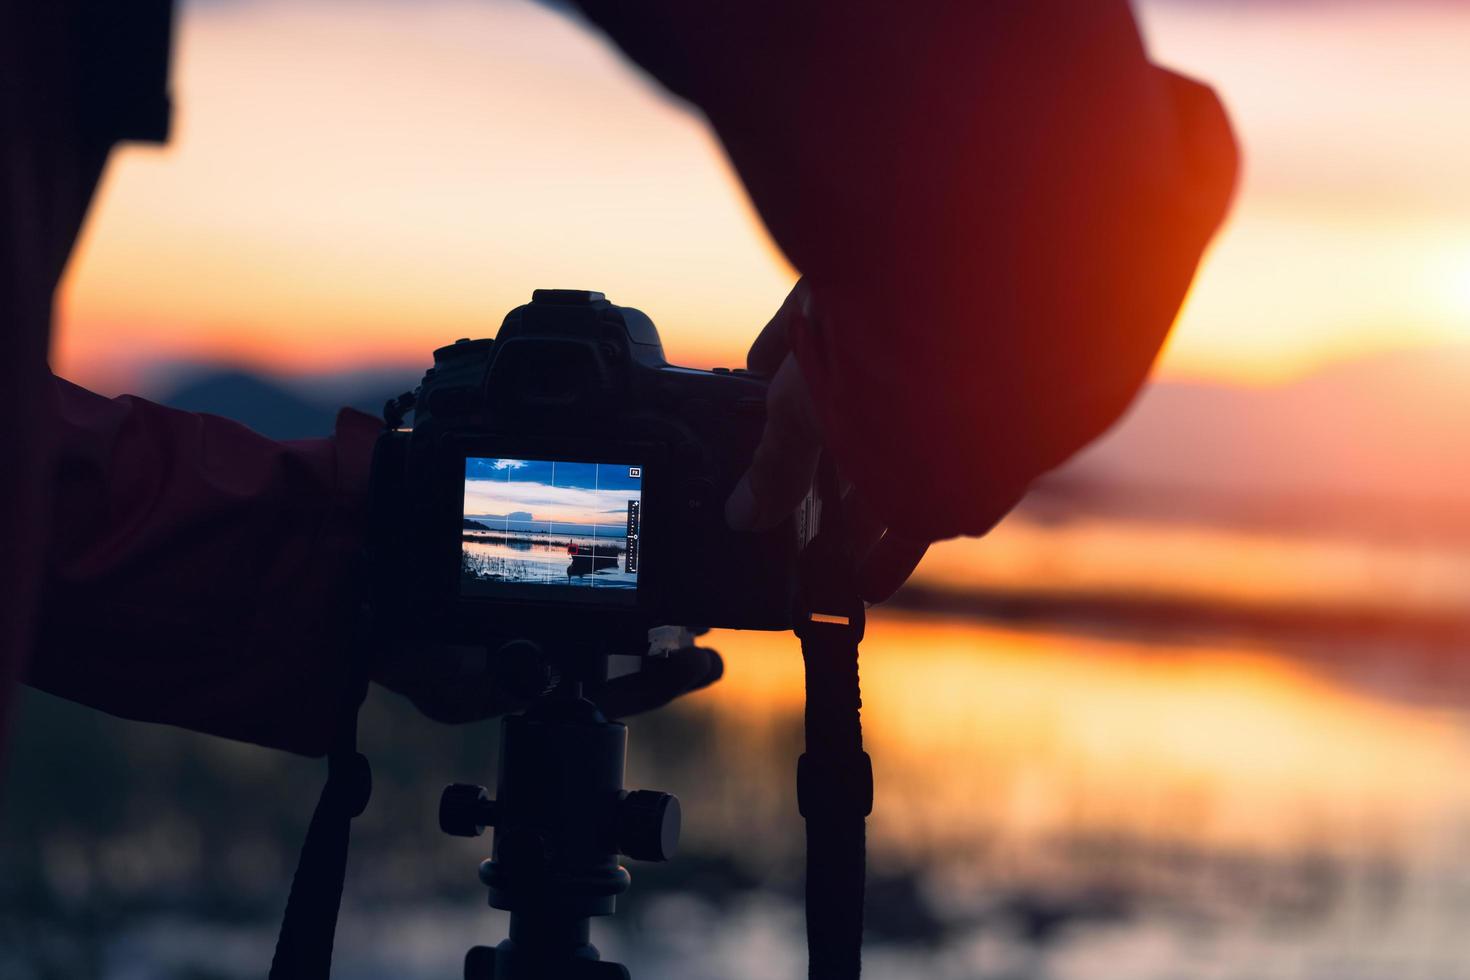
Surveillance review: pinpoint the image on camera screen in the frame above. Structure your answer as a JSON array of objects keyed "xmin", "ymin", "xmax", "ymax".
[{"xmin": 461, "ymin": 457, "xmax": 642, "ymax": 604}]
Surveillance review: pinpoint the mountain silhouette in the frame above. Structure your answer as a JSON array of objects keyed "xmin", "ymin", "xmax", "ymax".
[
  {"xmin": 1045, "ymin": 345, "xmax": 1470, "ymax": 539},
  {"xmin": 1060, "ymin": 346, "xmax": 1470, "ymax": 500},
  {"xmin": 157, "ymin": 367, "xmax": 416, "ymax": 440},
  {"xmin": 161, "ymin": 371, "xmax": 340, "ymax": 440}
]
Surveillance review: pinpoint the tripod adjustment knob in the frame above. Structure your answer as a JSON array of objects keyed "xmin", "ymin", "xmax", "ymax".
[
  {"xmin": 440, "ymin": 783, "xmax": 498, "ymax": 838},
  {"xmin": 616, "ymin": 790, "xmax": 680, "ymax": 862}
]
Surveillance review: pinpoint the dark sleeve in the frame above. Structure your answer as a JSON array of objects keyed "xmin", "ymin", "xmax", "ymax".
[
  {"xmin": 28, "ymin": 378, "xmax": 380, "ymax": 756},
  {"xmin": 574, "ymin": 0, "xmax": 1239, "ymax": 540}
]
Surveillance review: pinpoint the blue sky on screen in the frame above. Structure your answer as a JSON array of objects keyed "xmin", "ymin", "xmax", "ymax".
[
  {"xmin": 465, "ymin": 457, "xmax": 640, "ymax": 491},
  {"xmin": 464, "ymin": 457, "xmax": 641, "ymax": 525}
]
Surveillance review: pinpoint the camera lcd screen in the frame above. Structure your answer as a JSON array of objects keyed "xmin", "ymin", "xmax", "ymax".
[{"xmin": 460, "ymin": 456, "xmax": 642, "ymax": 604}]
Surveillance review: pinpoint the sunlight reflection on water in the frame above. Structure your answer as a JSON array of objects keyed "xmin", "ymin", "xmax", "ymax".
[
  {"xmin": 697, "ymin": 615, "xmax": 1470, "ymax": 859},
  {"xmin": 918, "ymin": 515, "xmax": 1470, "ymax": 615},
  {"xmin": 13, "ymin": 555, "xmax": 1470, "ymax": 979},
  {"xmin": 601, "ymin": 611, "xmax": 1470, "ymax": 979},
  {"xmin": 263, "ymin": 612, "xmax": 1470, "ymax": 978}
]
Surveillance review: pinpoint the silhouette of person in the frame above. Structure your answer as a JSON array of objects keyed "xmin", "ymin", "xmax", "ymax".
[{"xmin": 0, "ymin": 0, "xmax": 1237, "ymax": 756}]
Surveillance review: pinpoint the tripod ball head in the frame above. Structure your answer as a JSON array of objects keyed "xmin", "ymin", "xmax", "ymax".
[{"xmin": 444, "ymin": 692, "xmax": 685, "ymax": 978}]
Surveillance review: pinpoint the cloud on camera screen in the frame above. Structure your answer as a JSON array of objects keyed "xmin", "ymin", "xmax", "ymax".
[{"xmin": 461, "ymin": 456, "xmax": 642, "ymax": 604}]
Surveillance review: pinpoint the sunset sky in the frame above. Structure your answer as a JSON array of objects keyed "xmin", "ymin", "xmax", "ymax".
[
  {"xmin": 463, "ymin": 458, "xmax": 639, "ymax": 526},
  {"xmin": 54, "ymin": 0, "xmax": 1470, "ymax": 392}
]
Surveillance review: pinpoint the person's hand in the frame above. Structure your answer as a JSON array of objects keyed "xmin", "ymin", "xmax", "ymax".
[
  {"xmin": 373, "ymin": 640, "xmax": 723, "ymax": 724},
  {"xmin": 724, "ymin": 281, "xmax": 929, "ymax": 603}
]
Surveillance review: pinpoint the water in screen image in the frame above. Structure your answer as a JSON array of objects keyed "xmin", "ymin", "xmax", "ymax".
[{"xmin": 460, "ymin": 457, "xmax": 642, "ymax": 601}]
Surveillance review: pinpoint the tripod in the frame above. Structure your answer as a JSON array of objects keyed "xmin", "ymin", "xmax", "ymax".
[
  {"xmin": 439, "ymin": 681, "xmax": 679, "ymax": 980},
  {"xmin": 271, "ymin": 462, "xmax": 870, "ymax": 980}
]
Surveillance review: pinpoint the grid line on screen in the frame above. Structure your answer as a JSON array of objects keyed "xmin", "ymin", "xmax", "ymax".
[{"xmin": 460, "ymin": 457, "xmax": 641, "ymax": 598}]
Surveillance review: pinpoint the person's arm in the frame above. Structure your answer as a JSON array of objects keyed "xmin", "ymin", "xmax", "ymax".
[
  {"xmin": 574, "ymin": 0, "xmax": 1239, "ymax": 543},
  {"xmin": 28, "ymin": 378, "xmax": 379, "ymax": 756},
  {"xmin": 28, "ymin": 378, "xmax": 724, "ymax": 754}
]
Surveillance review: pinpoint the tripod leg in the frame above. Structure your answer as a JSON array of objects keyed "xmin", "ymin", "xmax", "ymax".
[{"xmin": 464, "ymin": 943, "xmax": 630, "ymax": 980}]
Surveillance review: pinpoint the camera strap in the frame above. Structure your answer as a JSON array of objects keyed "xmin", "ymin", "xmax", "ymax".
[
  {"xmin": 268, "ymin": 668, "xmax": 371, "ymax": 980},
  {"xmin": 795, "ymin": 465, "xmax": 872, "ymax": 979}
]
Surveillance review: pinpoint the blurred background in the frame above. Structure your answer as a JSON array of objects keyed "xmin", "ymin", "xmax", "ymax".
[{"xmin": 6, "ymin": 0, "xmax": 1470, "ymax": 977}]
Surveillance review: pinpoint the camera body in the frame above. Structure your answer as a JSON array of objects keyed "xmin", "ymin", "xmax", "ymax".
[{"xmin": 369, "ymin": 289, "xmax": 806, "ymax": 663}]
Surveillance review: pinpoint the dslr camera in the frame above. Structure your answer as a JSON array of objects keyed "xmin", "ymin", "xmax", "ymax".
[
  {"xmin": 321, "ymin": 289, "xmax": 863, "ymax": 980},
  {"xmin": 369, "ymin": 288, "xmax": 811, "ymax": 669}
]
